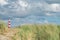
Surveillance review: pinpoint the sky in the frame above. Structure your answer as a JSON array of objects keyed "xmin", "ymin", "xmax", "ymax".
[{"xmin": 0, "ymin": 0, "xmax": 60, "ymax": 26}]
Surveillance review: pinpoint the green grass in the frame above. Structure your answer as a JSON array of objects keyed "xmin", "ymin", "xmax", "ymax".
[
  {"xmin": 14, "ymin": 24, "xmax": 59, "ymax": 40},
  {"xmin": 0, "ymin": 21, "xmax": 8, "ymax": 34},
  {"xmin": 0, "ymin": 21, "xmax": 59, "ymax": 40}
]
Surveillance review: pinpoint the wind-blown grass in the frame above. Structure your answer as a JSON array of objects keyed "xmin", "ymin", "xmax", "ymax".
[
  {"xmin": 0, "ymin": 21, "xmax": 8, "ymax": 34},
  {"xmin": 0, "ymin": 21, "xmax": 59, "ymax": 40},
  {"xmin": 13, "ymin": 24, "xmax": 59, "ymax": 40}
]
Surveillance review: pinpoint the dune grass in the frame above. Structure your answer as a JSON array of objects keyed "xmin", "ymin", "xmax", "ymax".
[
  {"xmin": 0, "ymin": 22, "xmax": 59, "ymax": 40},
  {"xmin": 0, "ymin": 21, "xmax": 8, "ymax": 34},
  {"xmin": 12, "ymin": 24, "xmax": 59, "ymax": 40}
]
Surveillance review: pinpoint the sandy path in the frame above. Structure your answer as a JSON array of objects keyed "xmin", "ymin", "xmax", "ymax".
[{"xmin": 0, "ymin": 29, "xmax": 18, "ymax": 40}]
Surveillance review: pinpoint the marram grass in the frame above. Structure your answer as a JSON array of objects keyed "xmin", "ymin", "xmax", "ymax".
[
  {"xmin": 0, "ymin": 23, "xmax": 59, "ymax": 40},
  {"xmin": 13, "ymin": 24, "xmax": 59, "ymax": 40}
]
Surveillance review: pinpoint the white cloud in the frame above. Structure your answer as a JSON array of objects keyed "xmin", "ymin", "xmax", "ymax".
[
  {"xmin": 50, "ymin": 4, "xmax": 60, "ymax": 12},
  {"xmin": 46, "ymin": 12, "xmax": 55, "ymax": 16},
  {"xmin": 19, "ymin": 1, "xmax": 28, "ymax": 7},
  {"xmin": 18, "ymin": 0, "xmax": 29, "ymax": 11},
  {"xmin": 0, "ymin": 1, "xmax": 60, "ymax": 18},
  {"xmin": 0, "ymin": 0, "xmax": 8, "ymax": 5},
  {"xmin": 37, "ymin": 2, "xmax": 60, "ymax": 12},
  {"xmin": 46, "ymin": 13, "xmax": 52, "ymax": 16}
]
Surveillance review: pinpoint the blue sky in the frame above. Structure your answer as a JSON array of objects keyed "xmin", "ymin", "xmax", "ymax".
[{"xmin": 0, "ymin": 0, "xmax": 60, "ymax": 26}]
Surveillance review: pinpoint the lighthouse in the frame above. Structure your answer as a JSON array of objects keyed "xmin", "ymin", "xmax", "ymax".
[{"xmin": 8, "ymin": 18, "xmax": 11, "ymax": 28}]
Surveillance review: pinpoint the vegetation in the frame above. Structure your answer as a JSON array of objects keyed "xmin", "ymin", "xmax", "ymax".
[
  {"xmin": 0, "ymin": 21, "xmax": 59, "ymax": 40},
  {"xmin": 13, "ymin": 24, "xmax": 59, "ymax": 40},
  {"xmin": 0, "ymin": 21, "xmax": 8, "ymax": 34}
]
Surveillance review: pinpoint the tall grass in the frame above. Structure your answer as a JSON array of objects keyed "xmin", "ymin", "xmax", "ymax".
[
  {"xmin": 57, "ymin": 25, "xmax": 60, "ymax": 39},
  {"xmin": 13, "ymin": 24, "xmax": 59, "ymax": 40},
  {"xmin": 0, "ymin": 21, "xmax": 8, "ymax": 34},
  {"xmin": 0, "ymin": 21, "xmax": 59, "ymax": 40}
]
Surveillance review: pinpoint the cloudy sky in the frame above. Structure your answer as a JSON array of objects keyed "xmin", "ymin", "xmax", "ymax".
[{"xmin": 0, "ymin": 0, "xmax": 60, "ymax": 26}]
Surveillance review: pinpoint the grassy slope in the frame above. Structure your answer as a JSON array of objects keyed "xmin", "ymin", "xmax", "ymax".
[
  {"xmin": 0, "ymin": 24, "xmax": 60, "ymax": 40},
  {"xmin": 13, "ymin": 24, "xmax": 59, "ymax": 40}
]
